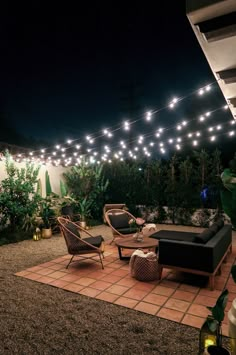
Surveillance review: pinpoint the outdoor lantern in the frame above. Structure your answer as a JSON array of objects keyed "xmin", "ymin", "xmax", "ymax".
[
  {"xmin": 36, "ymin": 227, "xmax": 41, "ymax": 240},
  {"xmin": 33, "ymin": 228, "xmax": 41, "ymax": 241},
  {"xmin": 33, "ymin": 233, "xmax": 38, "ymax": 241},
  {"xmin": 199, "ymin": 316, "xmax": 217, "ymax": 354}
]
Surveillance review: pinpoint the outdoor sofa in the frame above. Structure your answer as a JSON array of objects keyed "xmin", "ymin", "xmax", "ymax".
[{"xmin": 150, "ymin": 220, "xmax": 232, "ymax": 290}]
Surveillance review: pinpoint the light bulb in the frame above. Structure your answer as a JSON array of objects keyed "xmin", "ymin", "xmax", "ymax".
[{"xmin": 198, "ymin": 88, "xmax": 204, "ymax": 95}]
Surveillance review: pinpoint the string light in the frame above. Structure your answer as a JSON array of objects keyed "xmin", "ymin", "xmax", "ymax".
[
  {"xmin": 4, "ymin": 80, "xmax": 234, "ymax": 166},
  {"xmin": 198, "ymin": 85, "xmax": 211, "ymax": 95},
  {"xmin": 124, "ymin": 121, "xmax": 130, "ymax": 130},
  {"xmin": 146, "ymin": 111, "xmax": 152, "ymax": 121},
  {"xmin": 169, "ymin": 97, "xmax": 179, "ymax": 109}
]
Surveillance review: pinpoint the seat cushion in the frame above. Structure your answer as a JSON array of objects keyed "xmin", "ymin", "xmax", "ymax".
[
  {"xmin": 108, "ymin": 213, "xmax": 130, "ymax": 229},
  {"xmin": 117, "ymin": 227, "xmax": 137, "ymax": 235},
  {"xmin": 194, "ymin": 229, "xmax": 214, "ymax": 244},
  {"xmin": 82, "ymin": 235, "xmax": 104, "ymax": 250}
]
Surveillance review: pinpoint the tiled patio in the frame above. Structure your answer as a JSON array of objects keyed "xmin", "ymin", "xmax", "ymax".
[{"xmin": 15, "ymin": 241, "xmax": 236, "ymax": 336}]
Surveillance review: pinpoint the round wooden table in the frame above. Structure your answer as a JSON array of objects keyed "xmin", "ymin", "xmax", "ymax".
[{"xmin": 115, "ymin": 236, "xmax": 159, "ymax": 260}]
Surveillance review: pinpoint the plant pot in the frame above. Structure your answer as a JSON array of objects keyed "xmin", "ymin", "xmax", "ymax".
[
  {"xmin": 228, "ymin": 298, "xmax": 236, "ymax": 354},
  {"xmin": 79, "ymin": 221, "xmax": 86, "ymax": 229},
  {"xmin": 41, "ymin": 228, "xmax": 52, "ymax": 239},
  {"xmin": 204, "ymin": 345, "xmax": 230, "ymax": 354}
]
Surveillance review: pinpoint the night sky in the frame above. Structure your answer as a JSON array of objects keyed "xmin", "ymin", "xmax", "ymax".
[{"xmin": 0, "ymin": 2, "xmax": 231, "ymax": 151}]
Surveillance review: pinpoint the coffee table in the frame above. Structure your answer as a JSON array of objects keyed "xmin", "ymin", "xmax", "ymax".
[{"xmin": 115, "ymin": 236, "xmax": 159, "ymax": 260}]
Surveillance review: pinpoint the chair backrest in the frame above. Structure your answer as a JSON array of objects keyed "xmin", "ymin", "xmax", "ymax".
[
  {"xmin": 103, "ymin": 204, "xmax": 127, "ymax": 223},
  {"xmin": 58, "ymin": 217, "xmax": 85, "ymax": 254},
  {"xmin": 105, "ymin": 209, "xmax": 136, "ymax": 234}
]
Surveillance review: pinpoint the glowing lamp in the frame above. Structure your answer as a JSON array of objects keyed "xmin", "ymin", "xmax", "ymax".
[
  {"xmin": 199, "ymin": 316, "xmax": 217, "ymax": 354},
  {"xmin": 33, "ymin": 228, "xmax": 41, "ymax": 241}
]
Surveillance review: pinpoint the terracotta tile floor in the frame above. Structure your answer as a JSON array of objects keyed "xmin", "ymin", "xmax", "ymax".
[{"xmin": 15, "ymin": 242, "xmax": 236, "ymax": 336}]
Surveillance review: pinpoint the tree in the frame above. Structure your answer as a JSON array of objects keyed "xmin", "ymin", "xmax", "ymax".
[{"xmin": 194, "ymin": 149, "xmax": 210, "ymax": 188}]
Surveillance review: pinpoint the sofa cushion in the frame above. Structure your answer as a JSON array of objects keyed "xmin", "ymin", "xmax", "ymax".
[
  {"xmin": 150, "ymin": 230, "xmax": 197, "ymax": 242},
  {"xmin": 194, "ymin": 229, "xmax": 214, "ymax": 244},
  {"xmin": 109, "ymin": 213, "xmax": 130, "ymax": 229},
  {"xmin": 216, "ymin": 219, "xmax": 224, "ymax": 230}
]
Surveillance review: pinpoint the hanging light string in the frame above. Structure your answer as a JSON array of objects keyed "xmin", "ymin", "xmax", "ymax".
[
  {"xmin": 2, "ymin": 78, "xmax": 233, "ymax": 165},
  {"xmin": 15, "ymin": 80, "xmax": 220, "ymax": 155},
  {"xmin": 12, "ymin": 104, "xmax": 233, "ymax": 165},
  {"xmin": 12, "ymin": 105, "xmax": 232, "ymax": 164}
]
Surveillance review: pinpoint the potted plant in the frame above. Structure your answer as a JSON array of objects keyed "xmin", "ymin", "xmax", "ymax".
[
  {"xmin": 39, "ymin": 198, "xmax": 55, "ymax": 238},
  {"xmin": 77, "ymin": 197, "xmax": 92, "ymax": 229},
  {"xmin": 60, "ymin": 195, "xmax": 78, "ymax": 219},
  {"xmin": 200, "ymin": 289, "xmax": 230, "ymax": 354},
  {"xmin": 228, "ymin": 265, "xmax": 236, "ymax": 354}
]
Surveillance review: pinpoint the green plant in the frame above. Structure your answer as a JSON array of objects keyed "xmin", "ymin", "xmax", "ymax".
[
  {"xmin": 60, "ymin": 180, "xmax": 68, "ymax": 197},
  {"xmin": 0, "ymin": 151, "xmax": 41, "ymax": 232},
  {"xmin": 206, "ymin": 289, "xmax": 229, "ymax": 347},
  {"xmin": 39, "ymin": 198, "xmax": 55, "ymax": 228},
  {"xmin": 22, "ymin": 214, "xmax": 37, "ymax": 232},
  {"xmin": 63, "ymin": 160, "xmax": 109, "ymax": 220},
  {"xmin": 221, "ymin": 154, "xmax": 236, "ymax": 230},
  {"xmin": 45, "ymin": 170, "xmax": 52, "ymax": 196},
  {"xmin": 77, "ymin": 198, "xmax": 92, "ymax": 222},
  {"xmin": 155, "ymin": 206, "xmax": 167, "ymax": 224}
]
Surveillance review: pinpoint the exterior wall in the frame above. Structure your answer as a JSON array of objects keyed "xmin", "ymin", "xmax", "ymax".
[
  {"xmin": 0, "ymin": 161, "xmax": 69, "ymax": 197},
  {"xmin": 186, "ymin": 0, "xmax": 224, "ymax": 14}
]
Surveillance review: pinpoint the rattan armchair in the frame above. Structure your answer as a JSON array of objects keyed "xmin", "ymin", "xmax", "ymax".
[
  {"xmin": 105, "ymin": 208, "xmax": 139, "ymax": 244},
  {"xmin": 58, "ymin": 217, "xmax": 105, "ymax": 269}
]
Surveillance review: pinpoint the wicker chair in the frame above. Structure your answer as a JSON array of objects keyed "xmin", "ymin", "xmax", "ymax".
[
  {"xmin": 103, "ymin": 203, "xmax": 127, "ymax": 223},
  {"xmin": 104, "ymin": 208, "xmax": 139, "ymax": 244},
  {"xmin": 58, "ymin": 217, "xmax": 105, "ymax": 269}
]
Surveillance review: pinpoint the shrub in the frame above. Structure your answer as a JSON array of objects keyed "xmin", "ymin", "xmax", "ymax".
[{"xmin": 0, "ymin": 152, "xmax": 41, "ymax": 236}]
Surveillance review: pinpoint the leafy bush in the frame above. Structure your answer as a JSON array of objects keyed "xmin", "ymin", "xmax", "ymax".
[
  {"xmin": 0, "ymin": 152, "xmax": 41, "ymax": 236},
  {"xmin": 0, "ymin": 226, "xmax": 33, "ymax": 246},
  {"xmin": 63, "ymin": 160, "xmax": 109, "ymax": 221}
]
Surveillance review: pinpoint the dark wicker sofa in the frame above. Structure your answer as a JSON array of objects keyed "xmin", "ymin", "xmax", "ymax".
[{"xmin": 150, "ymin": 221, "xmax": 232, "ymax": 290}]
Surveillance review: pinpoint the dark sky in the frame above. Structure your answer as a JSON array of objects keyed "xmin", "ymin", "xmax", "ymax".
[{"xmin": 0, "ymin": 2, "xmax": 227, "ymax": 145}]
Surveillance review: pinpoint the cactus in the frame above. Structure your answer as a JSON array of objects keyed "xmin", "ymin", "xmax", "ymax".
[
  {"xmin": 45, "ymin": 170, "xmax": 52, "ymax": 196},
  {"xmin": 60, "ymin": 180, "xmax": 68, "ymax": 197}
]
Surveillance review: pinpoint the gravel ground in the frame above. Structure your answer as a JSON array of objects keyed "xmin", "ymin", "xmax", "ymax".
[{"xmin": 0, "ymin": 224, "xmax": 229, "ymax": 355}]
